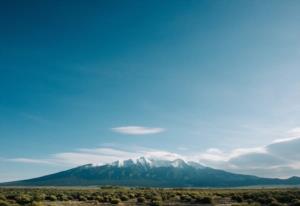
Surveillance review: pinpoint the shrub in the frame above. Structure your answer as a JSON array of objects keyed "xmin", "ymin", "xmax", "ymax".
[
  {"xmin": 137, "ymin": 197, "xmax": 146, "ymax": 203},
  {"xmin": 110, "ymin": 198, "xmax": 120, "ymax": 204},
  {"xmin": 232, "ymin": 204, "xmax": 261, "ymax": 206},
  {"xmin": 46, "ymin": 195, "xmax": 57, "ymax": 201},
  {"xmin": 276, "ymin": 194, "xmax": 295, "ymax": 203},
  {"xmin": 149, "ymin": 200, "xmax": 162, "ymax": 206},
  {"xmin": 151, "ymin": 196, "xmax": 162, "ymax": 202},
  {"xmin": 232, "ymin": 195, "xmax": 244, "ymax": 203},
  {"xmin": 33, "ymin": 194, "xmax": 46, "ymax": 202},
  {"xmin": 30, "ymin": 201, "xmax": 45, "ymax": 206},
  {"xmin": 120, "ymin": 195, "xmax": 129, "ymax": 201},
  {"xmin": 15, "ymin": 194, "xmax": 32, "ymax": 204},
  {"xmin": 128, "ymin": 193, "xmax": 135, "ymax": 199},
  {"xmin": 95, "ymin": 195, "xmax": 104, "ymax": 202},
  {"xmin": 291, "ymin": 200, "xmax": 300, "ymax": 206},
  {"xmin": 103, "ymin": 195, "xmax": 111, "ymax": 202},
  {"xmin": 256, "ymin": 197, "xmax": 275, "ymax": 205},
  {"xmin": 0, "ymin": 200, "xmax": 10, "ymax": 206},
  {"xmin": 78, "ymin": 195, "xmax": 87, "ymax": 201},
  {"xmin": 196, "ymin": 196, "xmax": 212, "ymax": 204},
  {"xmin": 57, "ymin": 194, "xmax": 68, "ymax": 201},
  {"xmin": 180, "ymin": 194, "xmax": 192, "ymax": 202},
  {"xmin": 135, "ymin": 192, "xmax": 143, "ymax": 198},
  {"xmin": 269, "ymin": 201, "xmax": 284, "ymax": 206},
  {"xmin": 144, "ymin": 192, "xmax": 153, "ymax": 200}
]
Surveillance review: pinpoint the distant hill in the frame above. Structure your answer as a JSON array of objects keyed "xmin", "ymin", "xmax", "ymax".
[{"xmin": 1, "ymin": 157, "xmax": 300, "ymax": 187}]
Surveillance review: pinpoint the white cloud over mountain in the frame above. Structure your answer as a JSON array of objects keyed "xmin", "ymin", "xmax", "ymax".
[
  {"xmin": 7, "ymin": 158, "xmax": 53, "ymax": 165},
  {"xmin": 197, "ymin": 134, "xmax": 300, "ymax": 178},
  {"xmin": 3, "ymin": 128, "xmax": 300, "ymax": 178}
]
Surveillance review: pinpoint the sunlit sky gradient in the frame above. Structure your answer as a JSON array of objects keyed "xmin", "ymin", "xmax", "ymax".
[{"xmin": 1, "ymin": 0, "xmax": 300, "ymax": 182}]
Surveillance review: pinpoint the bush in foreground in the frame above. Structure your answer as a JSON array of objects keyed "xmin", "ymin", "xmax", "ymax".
[
  {"xmin": 137, "ymin": 197, "xmax": 146, "ymax": 203},
  {"xmin": 0, "ymin": 200, "xmax": 11, "ymax": 206},
  {"xmin": 110, "ymin": 198, "xmax": 120, "ymax": 204},
  {"xmin": 15, "ymin": 194, "xmax": 32, "ymax": 205},
  {"xmin": 30, "ymin": 201, "xmax": 45, "ymax": 206},
  {"xmin": 150, "ymin": 200, "xmax": 162, "ymax": 206}
]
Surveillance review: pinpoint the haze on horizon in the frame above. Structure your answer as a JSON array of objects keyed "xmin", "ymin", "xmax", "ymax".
[{"xmin": 1, "ymin": 0, "xmax": 300, "ymax": 182}]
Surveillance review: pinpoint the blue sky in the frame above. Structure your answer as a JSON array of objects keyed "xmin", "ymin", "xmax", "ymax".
[{"xmin": 1, "ymin": 0, "xmax": 300, "ymax": 181}]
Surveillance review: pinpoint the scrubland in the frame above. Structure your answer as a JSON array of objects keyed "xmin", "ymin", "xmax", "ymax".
[{"xmin": 0, "ymin": 187, "xmax": 300, "ymax": 206}]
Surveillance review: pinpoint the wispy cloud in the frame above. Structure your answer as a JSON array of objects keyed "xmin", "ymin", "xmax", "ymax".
[
  {"xmin": 51, "ymin": 148, "xmax": 141, "ymax": 166},
  {"xmin": 111, "ymin": 126, "xmax": 165, "ymax": 135},
  {"xmin": 193, "ymin": 131, "xmax": 300, "ymax": 177},
  {"xmin": 7, "ymin": 158, "xmax": 53, "ymax": 165},
  {"xmin": 4, "ymin": 147, "xmax": 180, "ymax": 167},
  {"xmin": 273, "ymin": 127, "xmax": 300, "ymax": 143},
  {"xmin": 52, "ymin": 148, "xmax": 184, "ymax": 166},
  {"xmin": 4, "ymin": 128, "xmax": 300, "ymax": 178}
]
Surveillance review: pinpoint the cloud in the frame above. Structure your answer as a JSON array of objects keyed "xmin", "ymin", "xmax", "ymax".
[
  {"xmin": 192, "ymin": 147, "xmax": 267, "ymax": 164},
  {"xmin": 78, "ymin": 148, "xmax": 138, "ymax": 157},
  {"xmin": 268, "ymin": 136, "xmax": 300, "ymax": 161},
  {"xmin": 229, "ymin": 153, "xmax": 286, "ymax": 168},
  {"xmin": 7, "ymin": 158, "xmax": 53, "ymax": 165},
  {"xmin": 288, "ymin": 127, "xmax": 300, "ymax": 137},
  {"xmin": 52, "ymin": 152, "xmax": 125, "ymax": 166},
  {"xmin": 52, "ymin": 148, "xmax": 184, "ymax": 166},
  {"xmin": 143, "ymin": 150, "xmax": 184, "ymax": 161},
  {"xmin": 51, "ymin": 147, "xmax": 143, "ymax": 166},
  {"xmin": 4, "ymin": 147, "xmax": 181, "ymax": 168},
  {"xmin": 111, "ymin": 126, "xmax": 165, "ymax": 135},
  {"xmin": 4, "ymin": 128, "xmax": 300, "ymax": 178},
  {"xmin": 273, "ymin": 127, "xmax": 300, "ymax": 143},
  {"xmin": 185, "ymin": 129, "xmax": 300, "ymax": 177}
]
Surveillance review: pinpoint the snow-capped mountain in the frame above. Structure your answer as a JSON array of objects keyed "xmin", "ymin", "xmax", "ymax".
[
  {"xmin": 108, "ymin": 157, "xmax": 205, "ymax": 169},
  {"xmin": 2, "ymin": 157, "xmax": 300, "ymax": 187}
]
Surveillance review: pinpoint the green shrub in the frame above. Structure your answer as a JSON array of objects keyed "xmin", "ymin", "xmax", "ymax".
[
  {"xmin": 269, "ymin": 201, "xmax": 284, "ymax": 206},
  {"xmin": 128, "ymin": 193, "xmax": 135, "ymax": 199},
  {"xmin": 276, "ymin": 194, "xmax": 295, "ymax": 203},
  {"xmin": 56, "ymin": 194, "xmax": 68, "ymax": 201},
  {"xmin": 195, "ymin": 196, "xmax": 212, "ymax": 204},
  {"xmin": 143, "ymin": 193, "xmax": 150, "ymax": 200},
  {"xmin": 120, "ymin": 195, "xmax": 129, "ymax": 201},
  {"xmin": 95, "ymin": 195, "xmax": 104, "ymax": 202},
  {"xmin": 78, "ymin": 195, "xmax": 87, "ymax": 201},
  {"xmin": 103, "ymin": 195, "xmax": 111, "ymax": 202},
  {"xmin": 256, "ymin": 197, "xmax": 275, "ymax": 205},
  {"xmin": 149, "ymin": 200, "xmax": 162, "ymax": 206},
  {"xmin": 151, "ymin": 196, "xmax": 162, "ymax": 201},
  {"xmin": 33, "ymin": 194, "xmax": 46, "ymax": 202},
  {"xmin": 110, "ymin": 198, "xmax": 120, "ymax": 204},
  {"xmin": 15, "ymin": 194, "xmax": 32, "ymax": 204},
  {"xmin": 30, "ymin": 201, "xmax": 45, "ymax": 206},
  {"xmin": 137, "ymin": 197, "xmax": 146, "ymax": 203},
  {"xmin": 291, "ymin": 199, "xmax": 300, "ymax": 206},
  {"xmin": 180, "ymin": 194, "xmax": 192, "ymax": 202},
  {"xmin": 232, "ymin": 204, "xmax": 261, "ymax": 206},
  {"xmin": 232, "ymin": 195, "xmax": 244, "ymax": 203},
  {"xmin": 46, "ymin": 195, "xmax": 57, "ymax": 201},
  {"xmin": 0, "ymin": 200, "xmax": 10, "ymax": 206}
]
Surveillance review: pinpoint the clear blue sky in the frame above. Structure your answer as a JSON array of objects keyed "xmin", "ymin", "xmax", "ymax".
[{"xmin": 1, "ymin": 0, "xmax": 300, "ymax": 181}]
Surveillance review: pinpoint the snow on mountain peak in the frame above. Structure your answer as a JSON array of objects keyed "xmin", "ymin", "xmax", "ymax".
[{"xmin": 107, "ymin": 156, "xmax": 204, "ymax": 169}]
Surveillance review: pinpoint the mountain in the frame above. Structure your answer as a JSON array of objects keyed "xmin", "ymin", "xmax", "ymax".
[{"xmin": 1, "ymin": 157, "xmax": 300, "ymax": 187}]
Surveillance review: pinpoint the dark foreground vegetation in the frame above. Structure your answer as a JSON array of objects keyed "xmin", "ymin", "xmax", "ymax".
[{"xmin": 0, "ymin": 187, "xmax": 300, "ymax": 206}]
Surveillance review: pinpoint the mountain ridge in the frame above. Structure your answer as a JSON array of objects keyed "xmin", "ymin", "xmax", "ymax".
[{"xmin": 1, "ymin": 157, "xmax": 300, "ymax": 187}]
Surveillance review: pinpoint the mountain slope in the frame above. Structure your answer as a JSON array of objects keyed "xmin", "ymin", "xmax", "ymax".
[{"xmin": 2, "ymin": 157, "xmax": 300, "ymax": 187}]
